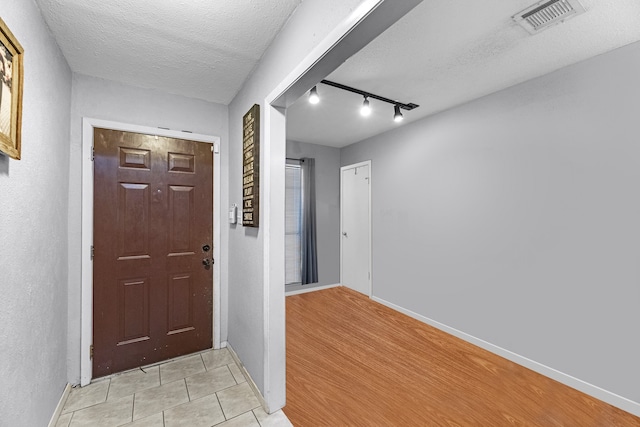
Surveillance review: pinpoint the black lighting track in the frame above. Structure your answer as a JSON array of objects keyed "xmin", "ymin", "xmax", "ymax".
[{"xmin": 320, "ymin": 80, "xmax": 419, "ymax": 111}]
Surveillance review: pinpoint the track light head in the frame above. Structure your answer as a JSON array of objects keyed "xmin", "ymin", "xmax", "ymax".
[
  {"xmin": 360, "ymin": 97, "xmax": 371, "ymax": 117},
  {"xmin": 309, "ymin": 86, "xmax": 319, "ymax": 104},
  {"xmin": 394, "ymin": 105, "xmax": 404, "ymax": 122}
]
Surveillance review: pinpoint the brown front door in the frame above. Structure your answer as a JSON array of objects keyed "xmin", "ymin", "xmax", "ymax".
[{"xmin": 93, "ymin": 128, "xmax": 213, "ymax": 378}]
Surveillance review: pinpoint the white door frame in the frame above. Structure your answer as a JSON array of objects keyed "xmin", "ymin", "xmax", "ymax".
[
  {"xmin": 261, "ymin": 0, "xmax": 422, "ymax": 411},
  {"xmin": 80, "ymin": 117, "xmax": 222, "ymax": 386},
  {"xmin": 340, "ymin": 161, "xmax": 373, "ymax": 297}
]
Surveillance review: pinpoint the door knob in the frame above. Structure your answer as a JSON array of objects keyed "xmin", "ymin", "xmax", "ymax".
[{"xmin": 202, "ymin": 258, "xmax": 214, "ymax": 266}]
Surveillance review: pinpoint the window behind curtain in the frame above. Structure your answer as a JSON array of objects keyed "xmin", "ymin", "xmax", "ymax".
[{"xmin": 285, "ymin": 164, "xmax": 302, "ymax": 284}]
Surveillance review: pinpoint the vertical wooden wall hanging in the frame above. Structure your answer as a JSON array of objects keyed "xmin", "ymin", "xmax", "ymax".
[{"xmin": 242, "ymin": 104, "xmax": 260, "ymax": 227}]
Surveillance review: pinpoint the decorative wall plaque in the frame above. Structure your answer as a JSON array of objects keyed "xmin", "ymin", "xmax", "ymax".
[{"xmin": 242, "ymin": 104, "xmax": 260, "ymax": 227}]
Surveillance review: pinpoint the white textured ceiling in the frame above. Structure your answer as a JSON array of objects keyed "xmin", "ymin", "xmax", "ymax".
[
  {"xmin": 35, "ymin": 0, "xmax": 301, "ymax": 104},
  {"xmin": 287, "ymin": 0, "xmax": 640, "ymax": 147},
  {"xmin": 33, "ymin": 0, "xmax": 640, "ymax": 141}
]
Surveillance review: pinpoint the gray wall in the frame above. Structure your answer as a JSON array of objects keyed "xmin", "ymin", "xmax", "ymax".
[
  {"xmin": 227, "ymin": 0, "xmax": 363, "ymax": 401},
  {"xmin": 67, "ymin": 73, "xmax": 229, "ymax": 383},
  {"xmin": 341, "ymin": 41, "xmax": 640, "ymax": 404},
  {"xmin": 0, "ymin": 1, "xmax": 72, "ymax": 425},
  {"xmin": 286, "ymin": 140, "xmax": 341, "ymax": 288}
]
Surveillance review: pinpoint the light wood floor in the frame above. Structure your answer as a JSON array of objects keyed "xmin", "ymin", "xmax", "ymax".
[{"xmin": 284, "ymin": 286, "xmax": 640, "ymax": 427}]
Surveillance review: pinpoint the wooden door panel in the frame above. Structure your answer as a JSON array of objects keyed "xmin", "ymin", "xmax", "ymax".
[
  {"xmin": 118, "ymin": 277, "xmax": 150, "ymax": 345},
  {"xmin": 93, "ymin": 128, "xmax": 213, "ymax": 378},
  {"xmin": 118, "ymin": 183, "xmax": 150, "ymax": 258},
  {"xmin": 120, "ymin": 147, "xmax": 151, "ymax": 169},
  {"xmin": 168, "ymin": 185, "xmax": 194, "ymax": 254},
  {"xmin": 167, "ymin": 273, "xmax": 194, "ymax": 334},
  {"xmin": 168, "ymin": 152, "xmax": 195, "ymax": 173}
]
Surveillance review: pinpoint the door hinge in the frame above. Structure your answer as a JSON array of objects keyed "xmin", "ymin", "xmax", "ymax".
[
  {"xmin": 90, "ymin": 345, "xmax": 94, "ymax": 360},
  {"xmin": 91, "ymin": 245, "xmax": 94, "ymax": 260},
  {"xmin": 91, "ymin": 146, "xmax": 95, "ymax": 161}
]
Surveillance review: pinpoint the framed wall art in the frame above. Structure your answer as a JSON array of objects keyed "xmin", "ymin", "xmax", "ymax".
[
  {"xmin": 0, "ymin": 17, "xmax": 24, "ymax": 160},
  {"xmin": 242, "ymin": 104, "xmax": 260, "ymax": 227}
]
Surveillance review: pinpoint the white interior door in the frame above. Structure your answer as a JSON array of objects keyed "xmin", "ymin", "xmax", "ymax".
[{"xmin": 341, "ymin": 161, "xmax": 371, "ymax": 296}]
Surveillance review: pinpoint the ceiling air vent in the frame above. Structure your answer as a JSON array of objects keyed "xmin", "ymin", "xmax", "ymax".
[{"xmin": 513, "ymin": 0, "xmax": 585, "ymax": 34}]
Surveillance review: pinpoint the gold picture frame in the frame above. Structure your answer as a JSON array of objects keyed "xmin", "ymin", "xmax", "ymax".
[{"xmin": 0, "ymin": 17, "xmax": 24, "ymax": 160}]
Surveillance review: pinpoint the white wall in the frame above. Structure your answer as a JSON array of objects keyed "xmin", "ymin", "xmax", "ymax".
[
  {"xmin": 0, "ymin": 1, "xmax": 72, "ymax": 425},
  {"xmin": 286, "ymin": 140, "xmax": 341, "ymax": 288},
  {"xmin": 67, "ymin": 73, "xmax": 229, "ymax": 383},
  {"xmin": 341, "ymin": 41, "xmax": 640, "ymax": 405},
  {"xmin": 226, "ymin": 0, "xmax": 364, "ymax": 400}
]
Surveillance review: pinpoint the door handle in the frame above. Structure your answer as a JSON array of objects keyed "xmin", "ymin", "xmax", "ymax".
[{"xmin": 202, "ymin": 258, "xmax": 215, "ymax": 266}]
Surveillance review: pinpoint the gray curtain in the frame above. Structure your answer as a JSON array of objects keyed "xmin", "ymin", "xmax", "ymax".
[{"xmin": 300, "ymin": 158, "xmax": 318, "ymax": 284}]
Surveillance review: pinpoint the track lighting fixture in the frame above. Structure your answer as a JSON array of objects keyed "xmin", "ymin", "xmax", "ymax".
[
  {"xmin": 360, "ymin": 97, "xmax": 371, "ymax": 117},
  {"xmin": 308, "ymin": 86, "xmax": 319, "ymax": 104},
  {"xmin": 393, "ymin": 105, "xmax": 404, "ymax": 122},
  {"xmin": 311, "ymin": 80, "xmax": 418, "ymax": 122}
]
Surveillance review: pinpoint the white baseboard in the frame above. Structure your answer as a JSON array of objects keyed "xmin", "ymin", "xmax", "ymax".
[
  {"xmin": 48, "ymin": 383, "xmax": 71, "ymax": 427},
  {"xmin": 226, "ymin": 343, "xmax": 270, "ymax": 414},
  {"xmin": 285, "ymin": 283, "xmax": 341, "ymax": 296},
  {"xmin": 371, "ymin": 296, "xmax": 640, "ymax": 418}
]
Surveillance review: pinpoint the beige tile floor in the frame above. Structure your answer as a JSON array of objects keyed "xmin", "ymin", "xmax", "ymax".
[{"xmin": 55, "ymin": 348, "xmax": 293, "ymax": 427}]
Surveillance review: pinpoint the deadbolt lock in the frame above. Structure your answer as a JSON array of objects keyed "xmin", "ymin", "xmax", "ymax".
[{"xmin": 202, "ymin": 244, "xmax": 211, "ymax": 252}]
